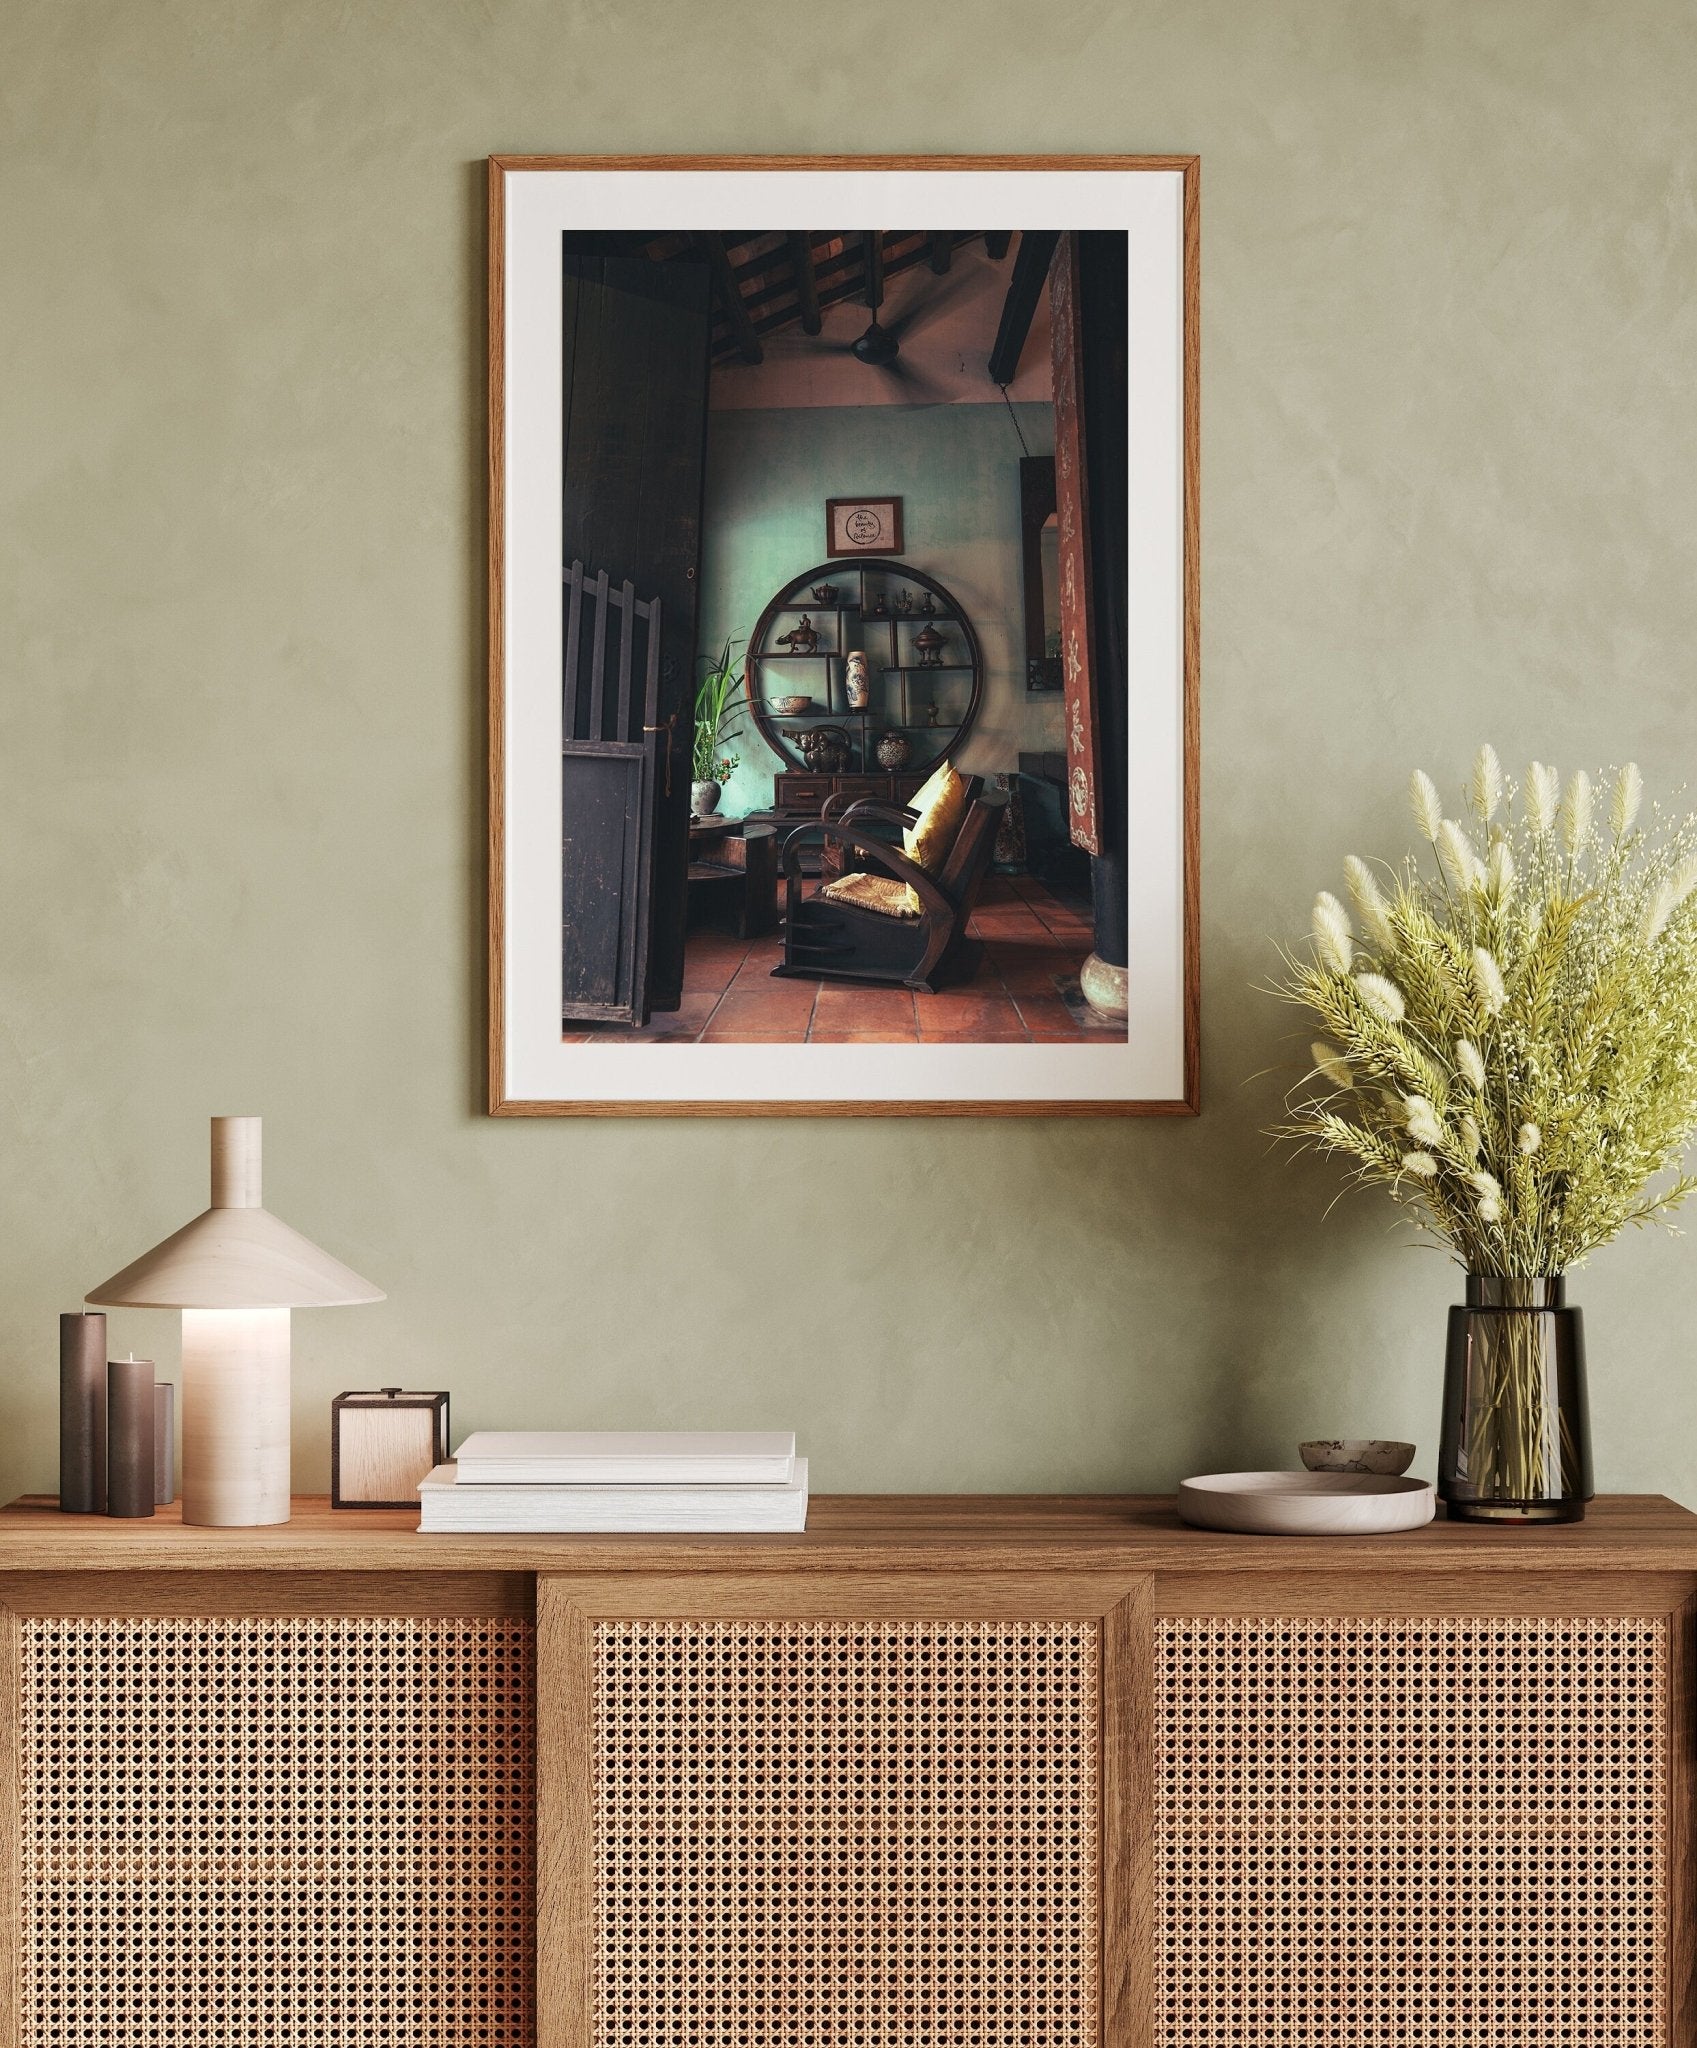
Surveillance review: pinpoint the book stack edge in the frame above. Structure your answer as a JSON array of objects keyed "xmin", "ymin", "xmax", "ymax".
[{"xmin": 417, "ymin": 1429, "xmax": 808, "ymax": 1532}]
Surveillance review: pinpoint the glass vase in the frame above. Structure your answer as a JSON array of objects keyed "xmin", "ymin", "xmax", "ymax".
[{"xmin": 1439, "ymin": 1275, "xmax": 1593, "ymax": 1523}]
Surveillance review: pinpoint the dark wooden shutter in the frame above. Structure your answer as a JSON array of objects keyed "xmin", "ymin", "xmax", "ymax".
[
  {"xmin": 561, "ymin": 564, "xmax": 664, "ymax": 1022},
  {"xmin": 560, "ymin": 248, "xmax": 711, "ymax": 1023}
]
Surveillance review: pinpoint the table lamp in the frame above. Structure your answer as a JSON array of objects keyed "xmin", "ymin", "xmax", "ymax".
[{"xmin": 87, "ymin": 1115, "xmax": 383, "ymax": 1527}]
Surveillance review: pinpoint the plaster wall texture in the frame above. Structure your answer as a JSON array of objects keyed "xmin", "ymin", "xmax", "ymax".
[
  {"xmin": 3, "ymin": 0, "xmax": 1696, "ymax": 1504},
  {"xmin": 698, "ymin": 400, "xmax": 1058, "ymax": 818}
]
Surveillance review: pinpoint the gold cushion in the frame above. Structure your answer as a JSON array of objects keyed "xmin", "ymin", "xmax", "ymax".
[
  {"xmin": 904, "ymin": 759, "xmax": 969, "ymax": 874},
  {"xmin": 818, "ymin": 871, "xmax": 922, "ymax": 919},
  {"xmin": 860, "ymin": 759, "xmax": 966, "ymax": 914}
]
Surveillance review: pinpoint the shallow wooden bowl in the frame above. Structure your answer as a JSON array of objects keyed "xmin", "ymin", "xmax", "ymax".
[{"xmin": 1177, "ymin": 1470, "xmax": 1435, "ymax": 1536}]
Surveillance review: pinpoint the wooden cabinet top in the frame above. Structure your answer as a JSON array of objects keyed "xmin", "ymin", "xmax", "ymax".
[{"xmin": 0, "ymin": 1493, "xmax": 1694, "ymax": 1575}]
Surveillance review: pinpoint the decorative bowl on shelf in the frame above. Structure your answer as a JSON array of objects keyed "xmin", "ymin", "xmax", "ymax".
[
  {"xmin": 1299, "ymin": 1439, "xmax": 1416, "ymax": 1475},
  {"xmin": 1176, "ymin": 1470, "xmax": 1434, "ymax": 1536},
  {"xmin": 770, "ymin": 695, "xmax": 813, "ymax": 716}
]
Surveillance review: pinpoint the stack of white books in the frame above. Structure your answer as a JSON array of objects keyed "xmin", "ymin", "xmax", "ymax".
[{"xmin": 417, "ymin": 1430, "xmax": 808, "ymax": 1532}]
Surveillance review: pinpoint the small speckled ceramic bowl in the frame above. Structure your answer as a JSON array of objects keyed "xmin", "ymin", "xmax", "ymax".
[{"xmin": 1300, "ymin": 1439, "xmax": 1416, "ymax": 1476}]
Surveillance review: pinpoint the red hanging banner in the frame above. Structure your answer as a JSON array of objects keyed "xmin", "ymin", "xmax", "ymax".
[{"xmin": 1049, "ymin": 233, "xmax": 1103, "ymax": 858}]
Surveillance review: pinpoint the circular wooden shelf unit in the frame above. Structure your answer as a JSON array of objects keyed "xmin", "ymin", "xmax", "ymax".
[{"xmin": 743, "ymin": 559, "xmax": 984, "ymax": 777}]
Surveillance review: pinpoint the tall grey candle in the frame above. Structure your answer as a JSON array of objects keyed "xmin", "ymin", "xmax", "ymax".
[
  {"xmin": 107, "ymin": 1354, "xmax": 156, "ymax": 1519},
  {"xmin": 154, "ymin": 1382, "xmax": 176, "ymax": 1506},
  {"xmin": 59, "ymin": 1311, "xmax": 107, "ymax": 1514}
]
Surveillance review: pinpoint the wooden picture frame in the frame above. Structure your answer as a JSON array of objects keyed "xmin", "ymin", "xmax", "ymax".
[
  {"xmin": 488, "ymin": 156, "xmax": 1200, "ymax": 1117},
  {"xmin": 825, "ymin": 495, "xmax": 904, "ymax": 557}
]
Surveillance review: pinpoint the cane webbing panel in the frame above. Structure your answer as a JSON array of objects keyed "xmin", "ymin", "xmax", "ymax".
[
  {"xmin": 1157, "ymin": 1616, "xmax": 1666, "ymax": 2048},
  {"xmin": 19, "ymin": 1615, "xmax": 535, "ymax": 2047},
  {"xmin": 594, "ymin": 1619, "xmax": 1099, "ymax": 2047}
]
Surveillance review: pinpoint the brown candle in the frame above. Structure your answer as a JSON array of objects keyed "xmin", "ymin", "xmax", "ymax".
[
  {"xmin": 59, "ymin": 1312, "xmax": 107, "ymax": 1514},
  {"xmin": 154, "ymin": 1382, "xmax": 176, "ymax": 1506},
  {"xmin": 107, "ymin": 1354, "xmax": 156, "ymax": 1519}
]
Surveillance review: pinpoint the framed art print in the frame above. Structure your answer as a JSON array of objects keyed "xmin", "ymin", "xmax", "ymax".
[
  {"xmin": 488, "ymin": 155, "xmax": 1199, "ymax": 1116},
  {"xmin": 826, "ymin": 496, "xmax": 904, "ymax": 557}
]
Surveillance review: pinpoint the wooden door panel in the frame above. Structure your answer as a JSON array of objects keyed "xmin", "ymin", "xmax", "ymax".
[
  {"xmin": 560, "ymin": 250, "xmax": 710, "ymax": 1019},
  {"xmin": 4, "ymin": 1602, "xmax": 535, "ymax": 2048},
  {"xmin": 561, "ymin": 747, "xmax": 648, "ymax": 1020},
  {"xmin": 536, "ymin": 1571, "xmax": 1148, "ymax": 2048},
  {"xmin": 558, "ymin": 562, "xmax": 662, "ymax": 1024}
]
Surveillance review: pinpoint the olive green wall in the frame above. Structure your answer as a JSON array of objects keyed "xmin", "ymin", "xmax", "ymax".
[
  {"xmin": 697, "ymin": 401, "xmax": 1057, "ymax": 817},
  {"xmin": 4, "ymin": 0, "xmax": 1695, "ymax": 1506}
]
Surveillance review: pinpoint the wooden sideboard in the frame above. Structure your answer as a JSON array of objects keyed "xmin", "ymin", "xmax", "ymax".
[{"xmin": 0, "ymin": 1493, "xmax": 1691, "ymax": 2047}]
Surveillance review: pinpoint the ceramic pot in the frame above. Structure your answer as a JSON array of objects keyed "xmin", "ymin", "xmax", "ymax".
[
  {"xmin": 1439, "ymin": 1275, "xmax": 1593, "ymax": 1523},
  {"xmin": 875, "ymin": 733, "xmax": 911, "ymax": 771},
  {"xmin": 690, "ymin": 780, "xmax": 721, "ymax": 817}
]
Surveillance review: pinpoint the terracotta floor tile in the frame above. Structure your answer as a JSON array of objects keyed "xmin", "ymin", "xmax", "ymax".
[
  {"xmin": 631, "ymin": 991, "xmax": 721, "ymax": 1039},
  {"xmin": 970, "ymin": 913, "xmax": 1052, "ymax": 945},
  {"xmin": 808, "ymin": 1028, "xmax": 922, "ymax": 1043},
  {"xmin": 914, "ymin": 992, "xmax": 1030, "ymax": 1041},
  {"xmin": 683, "ymin": 951, "xmax": 747, "ymax": 994},
  {"xmin": 918, "ymin": 1025, "xmax": 1032, "ymax": 1042},
  {"xmin": 988, "ymin": 942, "xmax": 1072, "ymax": 993},
  {"xmin": 966, "ymin": 950, "xmax": 1011, "ymax": 985},
  {"xmin": 702, "ymin": 986, "xmax": 817, "ymax": 1041},
  {"xmin": 698, "ymin": 1027, "xmax": 803, "ymax": 1042},
  {"xmin": 571, "ymin": 990, "xmax": 722, "ymax": 1044},
  {"xmin": 1013, "ymin": 994, "xmax": 1092, "ymax": 1038},
  {"xmin": 731, "ymin": 951, "xmax": 793, "ymax": 991},
  {"xmin": 811, "ymin": 985, "xmax": 917, "ymax": 1034}
]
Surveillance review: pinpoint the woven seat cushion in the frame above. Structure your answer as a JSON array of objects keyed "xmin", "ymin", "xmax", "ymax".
[{"xmin": 817, "ymin": 871, "xmax": 923, "ymax": 919}]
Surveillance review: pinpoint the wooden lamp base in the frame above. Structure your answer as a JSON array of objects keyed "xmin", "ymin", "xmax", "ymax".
[{"xmin": 181, "ymin": 1306, "xmax": 291, "ymax": 1526}]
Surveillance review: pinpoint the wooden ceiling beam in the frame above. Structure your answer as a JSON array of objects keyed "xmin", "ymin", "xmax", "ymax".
[
  {"xmin": 986, "ymin": 229, "xmax": 1060, "ymax": 386},
  {"xmin": 697, "ymin": 232, "xmax": 763, "ymax": 364},
  {"xmin": 788, "ymin": 234, "xmax": 822, "ymax": 334}
]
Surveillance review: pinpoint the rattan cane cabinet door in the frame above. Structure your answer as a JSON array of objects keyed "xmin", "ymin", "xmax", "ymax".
[
  {"xmin": 15, "ymin": 1612, "xmax": 536, "ymax": 2048},
  {"xmin": 1155, "ymin": 1612, "xmax": 1672, "ymax": 2048},
  {"xmin": 540, "ymin": 1573, "xmax": 1145, "ymax": 2048}
]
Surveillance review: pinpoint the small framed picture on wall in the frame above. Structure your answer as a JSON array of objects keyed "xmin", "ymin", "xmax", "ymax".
[{"xmin": 825, "ymin": 495, "xmax": 904, "ymax": 556}]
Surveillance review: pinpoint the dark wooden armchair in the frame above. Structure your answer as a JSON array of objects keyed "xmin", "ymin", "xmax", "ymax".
[{"xmin": 772, "ymin": 778, "xmax": 1007, "ymax": 994}]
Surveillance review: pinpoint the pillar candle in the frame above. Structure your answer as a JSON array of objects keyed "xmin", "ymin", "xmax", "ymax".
[
  {"xmin": 59, "ymin": 1312, "xmax": 107, "ymax": 1514},
  {"xmin": 107, "ymin": 1354, "xmax": 156, "ymax": 1519},
  {"xmin": 154, "ymin": 1383, "xmax": 176, "ymax": 1507}
]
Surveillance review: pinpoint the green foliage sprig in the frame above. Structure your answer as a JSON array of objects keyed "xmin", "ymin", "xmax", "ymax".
[
  {"xmin": 1271, "ymin": 747, "xmax": 1697, "ymax": 1276},
  {"xmin": 693, "ymin": 638, "xmax": 746, "ymax": 785}
]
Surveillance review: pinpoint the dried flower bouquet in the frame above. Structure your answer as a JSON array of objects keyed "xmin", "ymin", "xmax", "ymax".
[{"xmin": 1271, "ymin": 747, "xmax": 1697, "ymax": 1509}]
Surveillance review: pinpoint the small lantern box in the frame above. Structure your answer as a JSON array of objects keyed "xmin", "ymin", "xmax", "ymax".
[{"xmin": 330, "ymin": 1388, "xmax": 450, "ymax": 1510}]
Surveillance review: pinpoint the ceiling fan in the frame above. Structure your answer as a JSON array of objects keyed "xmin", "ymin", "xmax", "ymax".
[{"xmin": 841, "ymin": 234, "xmax": 979, "ymax": 402}]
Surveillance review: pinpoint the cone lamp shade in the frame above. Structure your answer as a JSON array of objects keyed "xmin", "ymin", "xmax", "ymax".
[{"xmin": 87, "ymin": 1117, "xmax": 382, "ymax": 1527}]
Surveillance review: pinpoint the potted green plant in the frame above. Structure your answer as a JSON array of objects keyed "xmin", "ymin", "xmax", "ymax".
[
  {"xmin": 1271, "ymin": 747, "xmax": 1697, "ymax": 1522},
  {"xmin": 691, "ymin": 638, "xmax": 745, "ymax": 817}
]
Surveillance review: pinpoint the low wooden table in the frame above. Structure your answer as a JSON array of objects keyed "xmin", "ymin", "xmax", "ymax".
[{"xmin": 686, "ymin": 817, "xmax": 776, "ymax": 938}]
